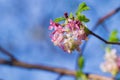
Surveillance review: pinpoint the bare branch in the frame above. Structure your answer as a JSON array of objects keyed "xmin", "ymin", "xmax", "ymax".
[
  {"xmin": 0, "ymin": 59, "xmax": 113, "ymax": 80},
  {"xmin": 88, "ymin": 74, "xmax": 114, "ymax": 80},
  {"xmin": 0, "ymin": 46, "xmax": 16, "ymax": 60},
  {"xmin": 56, "ymin": 74, "xmax": 63, "ymax": 80},
  {"xmin": 0, "ymin": 59, "xmax": 76, "ymax": 76},
  {"xmin": 79, "ymin": 7, "xmax": 120, "ymax": 56},
  {"xmin": 82, "ymin": 7, "xmax": 120, "ymax": 51},
  {"xmin": 92, "ymin": 6, "xmax": 120, "ymax": 30},
  {"xmin": 101, "ymin": 23, "xmax": 109, "ymax": 33},
  {"xmin": 87, "ymin": 29, "xmax": 120, "ymax": 45}
]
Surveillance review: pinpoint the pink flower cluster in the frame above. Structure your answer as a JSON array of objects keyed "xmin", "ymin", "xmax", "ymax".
[
  {"xmin": 49, "ymin": 19, "xmax": 87, "ymax": 53},
  {"xmin": 100, "ymin": 48, "xmax": 120, "ymax": 76}
]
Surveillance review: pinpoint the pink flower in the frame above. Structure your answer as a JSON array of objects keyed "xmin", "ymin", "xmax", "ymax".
[
  {"xmin": 49, "ymin": 20, "xmax": 60, "ymax": 30},
  {"xmin": 117, "ymin": 56, "xmax": 120, "ymax": 68},
  {"xmin": 67, "ymin": 19, "xmax": 80, "ymax": 30},
  {"xmin": 100, "ymin": 48, "xmax": 119, "ymax": 76},
  {"xmin": 105, "ymin": 49, "xmax": 117, "ymax": 61},
  {"xmin": 49, "ymin": 18, "xmax": 87, "ymax": 53},
  {"xmin": 77, "ymin": 28, "xmax": 87, "ymax": 40},
  {"xmin": 100, "ymin": 60, "xmax": 118, "ymax": 76},
  {"xmin": 49, "ymin": 20, "xmax": 55, "ymax": 30},
  {"xmin": 53, "ymin": 33, "xmax": 63, "ymax": 46}
]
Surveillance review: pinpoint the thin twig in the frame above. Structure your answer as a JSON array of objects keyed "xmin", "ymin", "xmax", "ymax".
[
  {"xmin": 56, "ymin": 74, "xmax": 63, "ymax": 80},
  {"xmin": 88, "ymin": 29, "xmax": 120, "ymax": 45},
  {"xmin": 0, "ymin": 46, "xmax": 16, "ymax": 60},
  {"xmin": 76, "ymin": 7, "xmax": 120, "ymax": 80},
  {"xmin": 0, "ymin": 46, "xmax": 17, "ymax": 61},
  {"xmin": 92, "ymin": 6, "xmax": 120, "ymax": 31},
  {"xmin": 101, "ymin": 23, "xmax": 109, "ymax": 33},
  {"xmin": 78, "ymin": 6, "xmax": 120, "ymax": 57},
  {"xmin": 81, "ymin": 6, "xmax": 120, "ymax": 54},
  {"xmin": 75, "ymin": 7, "xmax": 120, "ymax": 80}
]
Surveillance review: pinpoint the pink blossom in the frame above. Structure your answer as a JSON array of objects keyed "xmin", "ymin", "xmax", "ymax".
[
  {"xmin": 49, "ymin": 18, "xmax": 87, "ymax": 53},
  {"xmin": 117, "ymin": 56, "xmax": 120, "ymax": 68},
  {"xmin": 49, "ymin": 20, "xmax": 60, "ymax": 30},
  {"xmin": 100, "ymin": 48, "xmax": 119, "ymax": 76},
  {"xmin": 100, "ymin": 60, "xmax": 118, "ymax": 76}
]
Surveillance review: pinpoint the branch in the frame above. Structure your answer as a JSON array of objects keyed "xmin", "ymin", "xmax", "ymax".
[
  {"xmin": 101, "ymin": 23, "xmax": 109, "ymax": 33},
  {"xmin": 88, "ymin": 74, "xmax": 114, "ymax": 80},
  {"xmin": 92, "ymin": 6, "xmax": 120, "ymax": 30},
  {"xmin": 0, "ymin": 59, "xmax": 113, "ymax": 80},
  {"xmin": 0, "ymin": 46, "xmax": 16, "ymax": 61},
  {"xmin": 81, "ymin": 7, "xmax": 120, "ymax": 53},
  {"xmin": 88, "ymin": 29, "xmax": 120, "ymax": 45},
  {"xmin": 56, "ymin": 74, "xmax": 63, "ymax": 80},
  {"xmin": 0, "ymin": 59, "xmax": 76, "ymax": 76},
  {"xmin": 80, "ymin": 7, "xmax": 120, "ymax": 56}
]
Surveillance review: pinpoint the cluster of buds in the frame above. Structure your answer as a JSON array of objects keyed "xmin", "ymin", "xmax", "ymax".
[
  {"xmin": 49, "ymin": 13, "xmax": 88, "ymax": 53},
  {"xmin": 100, "ymin": 48, "xmax": 120, "ymax": 76}
]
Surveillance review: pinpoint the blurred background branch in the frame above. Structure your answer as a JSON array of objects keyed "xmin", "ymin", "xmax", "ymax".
[
  {"xmin": 56, "ymin": 74, "xmax": 63, "ymax": 80},
  {"xmin": 0, "ymin": 46, "xmax": 17, "ymax": 62},
  {"xmin": 0, "ymin": 58, "xmax": 114, "ymax": 80},
  {"xmin": 92, "ymin": 6, "xmax": 120, "ymax": 31},
  {"xmin": 0, "ymin": 46, "xmax": 113, "ymax": 80}
]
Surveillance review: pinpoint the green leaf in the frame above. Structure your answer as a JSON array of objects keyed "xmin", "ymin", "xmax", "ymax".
[
  {"xmin": 77, "ymin": 14, "xmax": 89, "ymax": 22},
  {"xmin": 109, "ymin": 30, "xmax": 119, "ymax": 42},
  {"xmin": 78, "ymin": 56, "xmax": 84, "ymax": 69},
  {"xmin": 54, "ymin": 17, "xmax": 65, "ymax": 23},
  {"xmin": 69, "ymin": 12, "xmax": 73, "ymax": 19},
  {"xmin": 76, "ymin": 71, "xmax": 88, "ymax": 80},
  {"xmin": 76, "ymin": 70, "xmax": 83, "ymax": 77},
  {"xmin": 76, "ymin": 2, "xmax": 90, "ymax": 23},
  {"xmin": 76, "ymin": 2, "xmax": 90, "ymax": 15},
  {"xmin": 80, "ymin": 74, "xmax": 88, "ymax": 80}
]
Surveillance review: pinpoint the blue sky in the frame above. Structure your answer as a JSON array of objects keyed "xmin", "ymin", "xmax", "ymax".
[{"xmin": 0, "ymin": 0, "xmax": 120, "ymax": 80}]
